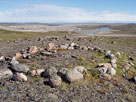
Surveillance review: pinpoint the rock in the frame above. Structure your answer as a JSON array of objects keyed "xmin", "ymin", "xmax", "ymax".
[
  {"xmin": 129, "ymin": 56, "xmax": 134, "ymax": 61},
  {"xmin": 116, "ymin": 52, "xmax": 121, "ymax": 58},
  {"xmin": 129, "ymin": 62, "xmax": 134, "ymax": 66},
  {"xmin": 10, "ymin": 57, "xmax": 19, "ymax": 65},
  {"xmin": 49, "ymin": 75, "xmax": 62, "ymax": 88},
  {"xmin": 70, "ymin": 42, "xmax": 77, "ymax": 47},
  {"xmin": 36, "ymin": 69, "xmax": 45, "ymax": 75},
  {"xmin": 67, "ymin": 46, "xmax": 74, "ymax": 50},
  {"xmin": 74, "ymin": 66, "xmax": 87, "ymax": 73},
  {"xmin": 29, "ymin": 46, "xmax": 38, "ymax": 54},
  {"xmin": 123, "ymin": 64, "xmax": 130, "ymax": 71},
  {"xmin": 129, "ymin": 76, "xmax": 136, "ymax": 84},
  {"xmin": 80, "ymin": 46, "xmax": 88, "ymax": 50},
  {"xmin": 0, "ymin": 68, "xmax": 13, "ymax": 79},
  {"xmin": 57, "ymin": 68, "xmax": 68, "ymax": 77},
  {"xmin": 10, "ymin": 64, "xmax": 29, "ymax": 73},
  {"xmin": 28, "ymin": 70, "xmax": 36, "ymax": 76},
  {"xmin": 23, "ymin": 53, "xmax": 30, "ymax": 59},
  {"xmin": 41, "ymin": 51, "xmax": 53, "ymax": 56},
  {"xmin": 106, "ymin": 50, "xmax": 111, "ymax": 56},
  {"xmin": 12, "ymin": 73, "xmax": 27, "ymax": 82},
  {"xmin": 44, "ymin": 67, "xmax": 57, "ymax": 78},
  {"xmin": 107, "ymin": 68, "xmax": 116, "ymax": 76},
  {"xmin": 15, "ymin": 53, "xmax": 22, "ymax": 59},
  {"xmin": 97, "ymin": 67, "xmax": 108, "ymax": 74},
  {"xmin": 109, "ymin": 54, "xmax": 115, "ymax": 60},
  {"xmin": 48, "ymin": 42, "xmax": 55, "ymax": 50},
  {"xmin": 0, "ymin": 56, "xmax": 5, "ymax": 62},
  {"xmin": 99, "ymin": 73, "xmax": 111, "ymax": 80},
  {"xmin": 97, "ymin": 63, "xmax": 112, "ymax": 68},
  {"xmin": 111, "ymin": 58, "xmax": 117, "ymax": 64},
  {"xmin": 111, "ymin": 63, "xmax": 117, "ymax": 69},
  {"xmin": 60, "ymin": 44, "xmax": 68, "ymax": 49},
  {"xmin": 66, "ymin": 69, "xmax": 83, "ymax": 82}
]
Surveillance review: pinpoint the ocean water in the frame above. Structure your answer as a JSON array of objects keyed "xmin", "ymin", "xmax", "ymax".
[{"xmin": 75, "ymin": 27, "xmax": 111, "ymax": 35}]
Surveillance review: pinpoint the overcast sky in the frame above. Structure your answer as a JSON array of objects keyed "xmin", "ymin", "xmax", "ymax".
[{"xmin": 0, "ymin": 0, "xmax": 136, "ymax": 23}]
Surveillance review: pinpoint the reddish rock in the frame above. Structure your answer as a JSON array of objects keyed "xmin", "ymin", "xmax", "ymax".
[{"xmin": 29, "ymin": 46, "xmax": 38, "ymax": 54}]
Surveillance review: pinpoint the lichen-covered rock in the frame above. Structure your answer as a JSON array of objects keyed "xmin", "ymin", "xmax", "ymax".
[
  {"xmin": 66, "ymin": 69, "xmax": 83, "ymax": 82},
  {"xmin": 0, "ymin": 68, "xmax": 13, "ymax": 79}
]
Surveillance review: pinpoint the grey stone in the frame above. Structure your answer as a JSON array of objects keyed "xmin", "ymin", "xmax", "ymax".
[
  {"xmin": 11, "ymin": 64, "xmax": 29, "ymax": 73},
  {"xmin": 0, "ymin": 68, "xmax": 13, "ymax": 79},
  {"xmin": 41, "ymin": 51, "xmax": 53, "ymax": 56},
  {"xmin": 66, "ymin": 69, "xmax": 83, "ymax": 82},
  {"xmin": 44, "ymin": 67, "xmax": 57, "ymax": 78},
  {"xmin": 0, "ymin": 56, "xmax": 5, "ymax": 62}
]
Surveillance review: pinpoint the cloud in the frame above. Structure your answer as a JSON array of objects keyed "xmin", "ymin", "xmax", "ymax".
[{"xmin": 0, "ymin": 4, "xmax": 136, "ymax": 22}]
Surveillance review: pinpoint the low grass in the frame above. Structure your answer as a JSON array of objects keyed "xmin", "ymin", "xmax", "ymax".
[
  {"xmin": 110, "ymin": 24, "xmax": 136, "ymax": 35},
  {"xmin": 0, "ymin": 29, "xmax": 67, "ymax": 41}
]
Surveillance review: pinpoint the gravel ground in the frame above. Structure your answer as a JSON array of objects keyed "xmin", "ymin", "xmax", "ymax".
[{"xmin": 0, "ymin": 35, "xmax": 136, "ymax": 102}]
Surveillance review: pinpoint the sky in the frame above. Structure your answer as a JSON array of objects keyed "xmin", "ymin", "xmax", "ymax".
[{"xmin": 0, "ymin": 0, "xmax": 136, "ymax": 23}]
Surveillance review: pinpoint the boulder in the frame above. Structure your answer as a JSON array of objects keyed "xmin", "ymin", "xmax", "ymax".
[
  {"xmin": 12, "ymin": 73, "xmax": 27, "ymax": 82},
  {"xmin": 48, "ymin": 42, "xmax": 55, "ymax": 50},
  {"xmin": 29, "ymin": 46, "xmax": 38, "ymax": 54},
  {"xmin": 10, "ymin": 57, "xmax": 19, "ymax": 65},
  {"xmin": 57, "ymin": 68, "xmax": 68, "ymax": 77},
  {"xmin": 43, "ymin": 67, "xmax": 57, "ymax": 78},
  {"xmin": 67, "ymin": 46, "xmax": 74, "ymax": 50},
  {"xmin": 59, "ymin": 44, "xmax": 68, "ymax": 49},
  {"xmin": 0, "ymin": 68, "xmax": 13, "ymax": 79},
  {"xmin": 116, "ymin": 52, "xmax": 121, "ymax": 58},
  {"xmin": 111, "ymin": 58, "xmax": 117, "ymax": 64},
  {"xmin": 106, "ymin": 50, "xmax": 111, "ymax": 56},
  {"xmin": 129, "ymin": 76, "xmax": 136, "ymax": 84},
  {"xmin": 36, "ymin": 69, "xmax": 45, "ymax": 75},
  {"xmin": 97, "ymin": 63, "xmax": 112, "ymax": 68},
  {"xmin": 99, "ymin": 73, "xmax": 111, "ymax": 81},
  {"xmin": 74, "ymin": 66, "xmax": 87, "ymax": 73},
  {"xmin": 123, "ymin": 64, "xmax": 130, "ymax": 71},
  {"xmin": 15, "ymin": 53, "xmax": 22, "ymax": 59},
  {"xmin": 107, "ymin": 68, "xmax": 116, "ymax": 76},
  {"xmin": 97, "ymin": 67, "xmax": 108, "ymax": 74},
  {"xmin": 10, "ymin": 64, "xmax": 29, "ymax": 73},
  {"xmin": 66, "ymin": 69, "xmax": 83, "ymax": 82},
  {"xmin": 49, "ymin": 75, "xmax": 62, "ymax": 88},
  {"xmin": 0, "ymin": 56, "xmax": 5, "ymax": 62},
  {"xmin": 111, "ymin": 63, "xmax": 117, "ymax": 69}
]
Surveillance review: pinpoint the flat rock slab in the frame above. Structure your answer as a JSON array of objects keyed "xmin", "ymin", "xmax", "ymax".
[{"xmin": 0, "ymin": 68, "xmax": 13, "ymax": 79}]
